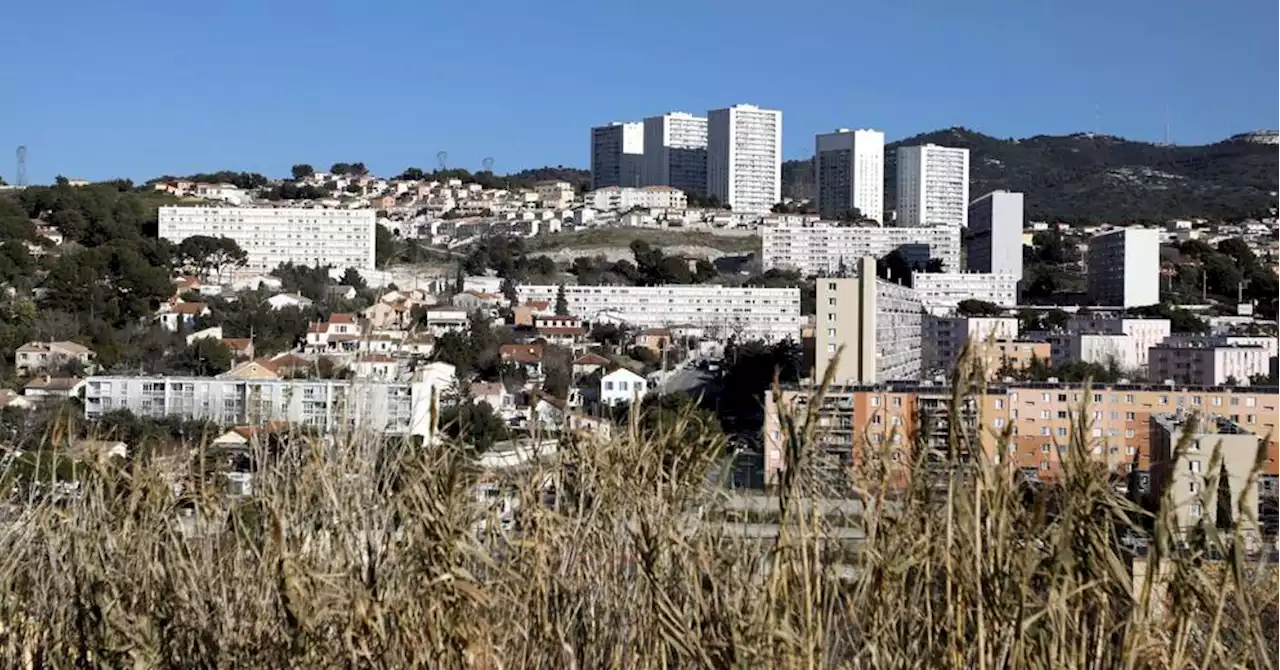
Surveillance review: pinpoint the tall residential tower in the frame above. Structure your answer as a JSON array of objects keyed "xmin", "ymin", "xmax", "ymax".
[
  {"xmin": 642, "ymin": 112, "xmax": 708, "ymax": 196},
  {"xmin": 590, "ymin": 122, "xmax": 644, "ymax": 189},
  {"xmin": 707, "ymin": 104, "xmax": 783, "ymax": 213},
  {"xmin": 966, "ymin": 190, "xmax": 1024, "ymax": 279},
  {"xmin": 896, "ymin": 144, "xmax": 970, "ymax": 227},
  {"xmin": 814, "ymin": 128, "xmax": 884, "ymax": 222}
]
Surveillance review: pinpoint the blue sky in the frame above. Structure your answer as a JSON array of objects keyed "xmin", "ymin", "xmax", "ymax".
[{"xmin": 2, "ymin": 0, "xmax": 1275, "ymax": 184}]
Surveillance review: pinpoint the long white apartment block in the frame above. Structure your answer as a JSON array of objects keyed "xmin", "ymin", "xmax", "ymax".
[
  {"xmin": 586, "ymin": 186, "xmax": 687, "ymax": 212},
  {"xmin": 814, "ymin": 128, "xmax": 884, "ymax": 222},
  {"xmin": 83, "ymin": 375, "xmax": 454, "ymax": 441},
  {"xmin": 911, "ymin": 272, "xmax": 1019, "ymax": 315},
  {"xmin": 707, "ymin": 104, "xmax": 782, "ymax": 213},
  {"xmin": 1086, "ymin": 227, "xmax": 1161, "ymax": 307},
  {"xmin": 966, "ymin": 190, "xmax": 1024, "ymax": 279},
  {"xmin": 515, "ymin": 284, "xmax": 802, "ymax": 341},
  {"xmin": 761, "ymin": 220, "xmax": 961, "ymax": 277},
  {"xmin": 1149, "ymin": 343, "xmax": 1272, "ymax": 386},
  {"xmin": 642, "ymin": 112, "xmax": 707, "ymax": 196},
  {"xmin": 590, "ymin": 121, "xmax": 644, "ymax": 189},
  {"xmin": 158, "ymin": 206, "xmax": 376, "ymax": 272},
  {"xmin": 815, "ymin": 257, "xmax": 922, "ymax": 384},
  {"xmin": 896, "ymin": 144, "xmax": 970, "ymax": 227}
]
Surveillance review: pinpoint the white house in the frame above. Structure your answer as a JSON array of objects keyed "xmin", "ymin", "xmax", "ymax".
[
  {"xmin": 600, "ymin": 368, "xmax": 649, "ymax": 406},
  {"xmin": 156, "ymin": 300, "xmax": 210, "ymax": 332},
  {"xmin": 267, "ymin": 293, "xmax": 315, "ymax": 311}
]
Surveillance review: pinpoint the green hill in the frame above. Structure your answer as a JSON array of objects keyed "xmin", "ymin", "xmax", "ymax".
[{"xmin": 782, "ymin": 127, "xmax": 1278, "ymax": 223}]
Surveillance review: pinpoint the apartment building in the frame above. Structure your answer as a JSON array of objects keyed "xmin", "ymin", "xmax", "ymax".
[
  {"xmin": 815, "ymin": 257, "xmax": 923, "ymax": 385},
  {"xmin": 814, "ymin": 128, "xmax": 885, "ymax": 222},
  {"xmin": 762, "ymin": 381, "xmax": 1280, "ymax": 487},
  {"xmin": 707, "ymin": 104, "xmax": 783, "ymax": 213},
  {"xmin": 1161, "ymin": 334, "xmax": 1280, "ymax": 361},
  {"xmin": 966, "ymin": 191, "xmax": 1024, "ymax": 279},
  {"xmin": 533, "ymin": 181, "xmax": 575, "ymax": 209},
  {"xmin": 158, "ymin": 206, "xmax": 376, "ymax": 273},
  {"xmin": 14, "ymin": 341, "xmax": 96, "ymax": 375},
  {"xmin": 761, "ymin": 220, "xmax": 961, "ymax": 277},
  {"xmin": 1057, "ymin": 316, "xmax": 1172, "ymax": 371},
  {"xmin": 923, "ymin": 316, "xmax": 1019, "ymax": 373},
  {"xmin": 590, "ymin": 121, "xmax": 644, "ymax": 189},
  {"xmin": 1150, "ymin": 413, "xmax": 1261, "ymax": 538},
  {"xmin": 1149, "ymin": 343, "xmax": 1272, "ymax": 386},
  {"xmin": 642, "ymin": 112, "xmax": 708, "ymax": 196},
  {"xmin": 83, "ymin": 373, "xmax": 455, "ymax": 442},
  {"xmin": 911, "ymin": 272, "xmax": 1019, "ymax": 315},
  {"xmin": 896, "ymin": 144, "xmax": 970, "ymax": 228},
  {"xmin": 515, "ymin": 283, "xmax": 802, "ymax": 341},
  {"xmin": 1086, "ymin": 228, "xmax": 1161, "ymax": 307},
  {"xmin": 586, "ymin": 186, "xmax": 687, "ymax": 212}
]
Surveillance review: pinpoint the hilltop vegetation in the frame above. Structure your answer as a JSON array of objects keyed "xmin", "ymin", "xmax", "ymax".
[{"xmin": 783, "ymin": 128, "xmax": 1278, "ymax": 222}]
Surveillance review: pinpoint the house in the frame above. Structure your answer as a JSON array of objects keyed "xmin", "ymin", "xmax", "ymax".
[
  {"xmin": 529, "ymin": 392, "xmax": 614, "ymax": 441},
  {"xmin": 533, "ymin": 315, "xmax": 586, "ymax": 348},
  {"xmin": 352, "ymin": 354, "xmax": 400, "ymax": 380},
  {"xmin": 266, "ymin": 293, "xmax": 314, "ymax": 311},
  {"xmin": 500, "ymin": 343, "xmax": 546, "ymax": 377},
  {"xmin": 452, "ymin": 290, "xmax": 503, "ymax": 313},
  {"xmin": 572, "ymin": 353, "xmax": 610, "ymax": 377},
  {"xmin": 14, "ymin": 341, "xmax": 96, "ymax": 375},
  {"xmin": 398, "ymin": 331, "xmax": 436, "ymax": 357},
  {"xmin": 422, "ymin": 306, "xmax": 469, "ymax": 336},
  {"xmin": 157, "ymin": 300, "xmax": 210, "ymax": 332},
  {"xmin": 363, "ymin": 300, "xmax": 416, "ymax": 329},
  {"xmin": 513, "ymin": 300, "xmax": 553, "ymax": 327},
  {"xmin": 635, "ymin": 328, "xmax": 673, "ymax": 353},
  {"xmin": 600, "ymin": 368, "xmax": 648, "ymax": 406},
  {"xmin": 228, "ymin": 275, "xmax": 284, "ymax": 292},
  {"xmin": 185, "ymin": 326, "xmax": 224, "ymax": 345},
  {"xmin": 357, "ymin": 334, "xmax": 399, "ymax": 355},
  {"xmin": 305, "ymin": 313, "xmax": 363, "ymax": 353},
  {"xmin": 469, "ymin": 382, "xmax": 515, "ymax": 413},
  {"xmin": 0, "ymin": 389, "xmax": 34, "ymax": 411},
  {"xmin": 327, "ymin": 285, "xmax": 358, "ymax": 301},
  {"xmin": 218, "ymin": 360, "xmax": 283, "ymax": 380},
  {"xmin": 223, "ymin": 338, "xmax": 255, "ymax": 361},
  {"xmin": 257, "ymin": 353, "xmax": 312, "ymax": 378},
  {"xmin": 24, "ymin": 376, "xmax": 85, "ymax": 399}
]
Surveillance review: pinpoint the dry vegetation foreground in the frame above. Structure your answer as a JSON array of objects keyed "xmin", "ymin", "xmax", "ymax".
[{"xmin": 0, "ymin": 392, "xmax": 1275, "ymax": 669}]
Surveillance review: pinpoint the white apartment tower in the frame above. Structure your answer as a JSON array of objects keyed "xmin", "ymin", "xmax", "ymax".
[
  {"xmin": 814, "ymin": 128, "xmax": 885, "ymax": 222},
  {"xmin": 896, "ymin": 144, "xmax": 970, "ymax": 227},
  {"xmin": 642, "ymin": 112, "xmax": 708, "ymax": 197},
  {"xmin": 1086, "ymin": 228, "xmax": 1161, "ymax": 307},
  {"xmin": 707, "ymin": 104, "xmax": 783, "ymax": 213},
  {"xmin": 966, "ymin": 190, "xmax": 1024, "ymax": 279},
  {"xmin": 590, "ymin": 122, "xmax": 644, "ymax": 189},
  {"xmin": 158, "ymin": 206, "xmax": 376, "ymax": 273}
]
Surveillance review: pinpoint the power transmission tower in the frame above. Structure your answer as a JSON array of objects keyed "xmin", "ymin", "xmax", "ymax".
[
  {"xmin": 15, "ymin": 146, "xmax": 27, "ymax": 186},
  {"xmin": 482, "ymin": 157, "xmax": 495, "ymax": 174},
  {"xmin": 437, "ymin": 151, "xmax": 448, "ymax": 171}
]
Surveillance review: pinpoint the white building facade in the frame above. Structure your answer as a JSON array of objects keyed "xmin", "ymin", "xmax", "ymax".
[
  {"xmin": 1149, "ymin": 344, "xmax": 1272, "ymax": 386},
  {"xmin": 761, "ymin": 221, "xmax": 962, "ymax": 276},
  {"xmin": 896, "ymin": 144, "xmax": 970, "ymax": 228},
  {"xmin": 586, "ymin": 186, "xmax": 687, "ymax": 211},
  {"xmin": 1069, "ymin": 316, "xmax": 1171, "ymax": 369},
  {"xmin": 911, "ymin": 272, "xmax": 1019, "ymax": 315},
  {"xmin": 923, "ymin": 316, "xmax": 1019, "ymax": 372},
  {"xmin": 590, "ymin": 122, "xmax": 644, "ymax": 189},
  {"xmin": 707, "ymin": 104, "xmax": 782, "ymax": 213},
  {"xmin": 600, "ymin": 368, "xmax": 649, "ymax": 406},
  {"xmin": 516, "ymin": 284, "xmax": 802, "ymax": 341},
  {"xmin": 814, "ymin": 128, "xmax": 885, "ymax": 222},
  {"xmin": 82, "ymin": 375, "xmax": 455, "ymax": 442},
  {"xmin": 158, "ymin": 206, "xmax": 376, "ymax": 273},
  {"xmin": 1086, "ymin": 228, "xmax": 1161, "ymax": 307},
  {"xmin": 642, "ymin": 112, "xmax": 707, "ymax": 197},
  {"xmin": 966, "ymin": 190, "xmax": 1024, "ymax": 279}
]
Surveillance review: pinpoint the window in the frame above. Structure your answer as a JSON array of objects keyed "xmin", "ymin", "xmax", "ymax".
[
  {"xmin": 828, "ymin": 298, "xmax": 837, "ymax": 306},
  {"xmin": 1011, "ymin": 409, "xmax": 1019, "ymax": 419},
  {"xmin": 826, "ymin": 343, "xmax": 836, "ymax": 353},
  {"xmin": 1158, "ymin": 396, "xmax": 1168, "ymax": 405},
  {"xmin": 1125, "ymin": 429, "xmax": 1135, "ymax": 438},
  {"xmin": 827, "ymin": 282, "xmax": 836, "ymax": 290},
  {"xmin": 1041, "ymin": 443, "xmax": 1051, "ymax": 453},
  {"xmin": 1127, "ymin": 446, "xmax": 1136, "ymax": 455},
  {"xmin": 1189, "ymin": 460, "xmax": 1202, "ymax": 474},
  {"xmin": 994, "ymin": 418, "xmax": 1005, "ymax": 428},
  {"xmin": 1212, "ymin": 396, "xmax": 1222, "ymax": 407},
  {"xmin": 1126, "ymin": 412, "xmax": 1136, "ymax": 421},
  {"xmin": 1189, "ymin": 440, "xmax": 1201, "ymax": 452},
  {"xmin": 827, "ymin": 313, "xmax": 836, "ymax": 322},
  {"xmin": 1056, "ymin": 427, "xmax": 1067, "ymax": 436},
  {"xmin": 1057, "ymin": 411, "xmax": 1068, "ymax": 419},
  {"xmin": 1041, "ymin": 427, "xmax": 1051, "ymax": 436},
  {"xmin": 1041, "ymin": 393, "xmax": 1051, "ymax": 402},
  {"xmin": 1093, "ymin": 393, "xmax": 1103, "ymax": 403},
  {"xmin": 1230, "ymin": 397, "xmax": 1239, "ymax": 406},
  {"xmin": 1125, "ymin": 394, "xmax": 1134, "ymax": 403},
  {"xmin": 1189, "ymin": 504, "xmax": 1202, "ymax": 519},
  {"xmin": 995, "ymin": 399, "xmax": 1004, "ymax": 409},
  {"xmin": 1192, "ymin": 396, "xmax": 1202, "ymax": 406},
  {"xmin": 1247, "ymin": 414, "xmax": 1256, "ymax": 424},
  {"xmin": 871, "ymin": 414, "xmax": 882, "ymax": 425},
  {"xmin": 827, "ymin": 328, "xmax": 836, "ymax": 338},
  {"xmin": 892, "ymin": 397, "xmax": 902, "ymax": 408},
  {"xmin": 1040, "ymin": 409, "xmax": 1051, "ymax": 419},
  {"xmin": 1058, "ymin": 394, "xmax": 1068, "ymax": 402},
  {"xmin": 1189, "ymin": 481, "xmax": 1198, "ymax": 494},
  {"xmin": 1246, "ymin": 397, "xmax": 1256, "ymax": 407},
  {"xmin": 870, "ymin": 396, "xmax": 880, "ymax": 407},
  {"xmin": 604, "ymin": 381, "xmax": 614, "ymax": 390}
]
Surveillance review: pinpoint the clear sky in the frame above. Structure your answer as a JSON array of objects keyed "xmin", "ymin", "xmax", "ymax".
[{"xmin": 2, "ymin": 0, "xmax": 1276, "ymax": 184}]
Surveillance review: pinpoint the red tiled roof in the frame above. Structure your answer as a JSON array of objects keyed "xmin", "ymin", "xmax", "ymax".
[
  {"xmin": 330, "ymin": 313, "xmax": 357, "ymax": 324},
  {"xmin": 171, "ymin": 302, "xmax": 208, "ymax": 315},
  {"xmin": 537, "ymin": 327, "xmax": 585, "ymax": 336},
  {"xmin": 523, "ymin": 300, "xmax": 551, "ymax": 310},
  {"xmin": 573, "ymin": 353, "xmax": 610, "ymax": 366},
  {"xmin": 222, "ymin": 338, "xmax": 252, "ymax": 351},
  {"xmin": 500, "ymin": 343, "xmax": 544, "ymax": 363}
]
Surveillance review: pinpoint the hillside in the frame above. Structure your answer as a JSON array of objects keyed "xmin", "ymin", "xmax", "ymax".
[{"xmin": 782, "ymin": 128, "xmax": 1279, "ymax": 222}]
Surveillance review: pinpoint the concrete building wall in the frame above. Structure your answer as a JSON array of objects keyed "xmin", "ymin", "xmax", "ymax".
[
  {"xmin": 590, "ymin": 122, "xmax": 644, "ymax": 189},
  {"xmin": 761, "ymin": 221, "xmax": 961, "ymax": 276},
  {"xmin": 158, "ymin": 206, "xmax": 376, "ymax": 272},
  {"xmin": 815, "ymin": 257, "xmax": 922, "ymax": 385},
  {"xmin": 707, "ymin": 104, "xmax": 782, "ymax": 213},
  {"xmin": 966, "ymin": 190, "xmax": 1024, "ymax": 279},
  {"xmin": 1086, "ymin": 228, "xmax": 1161, "ymax": 307},
  {"xmin": 642, "ymin": 112, "xmax": 708, "ymax": 196},
  {"xmin": 814, "ymin": 128, "xmax": 884, "ymax": 222},
  {"xmin": 896, "ymin": 144, "xmax": 970, "ymax": 228}
]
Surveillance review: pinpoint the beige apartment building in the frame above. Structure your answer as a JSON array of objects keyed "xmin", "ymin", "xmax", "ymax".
[{"xmin": 815, "ymin": 257, "xmax": 923, "ymax": 385}]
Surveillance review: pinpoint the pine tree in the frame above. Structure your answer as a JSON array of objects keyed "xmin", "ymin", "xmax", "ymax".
[{"xmin": 554, "ymin": 284, "xmax": 570, "ymax": 316}]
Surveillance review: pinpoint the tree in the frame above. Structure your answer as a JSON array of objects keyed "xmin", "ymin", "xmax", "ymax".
[
  {"xmin": 339, "ymin": 268, "xmax": 367, "ymax": 291},
  {"xmin": 956, "ymin": 299, "xmax": 1005, "ymax": 317},
  {"xmin": 374, "ymin": 224, "xmax": 395, "ymax": 267},
  {"xmin": 1215, "ymin": 460, "xmax": 1234, "ymax": 531},
  {"xmin": 554, "ymin": 284, "xmax": 570, "ymax": 316},
  {"xmin": 1044, "ymin": 309, "xmax": 1071, "ymax": 332},
  {"xmin": 290, "ymin": 164, "xmax": 315, "ymax": 180},
  {"xmin": 330, "ymin": 162, "xmax": 351, "ymax": 175},
  {"xmin": 168, "ymin": 339, "xmax": 232, "ymax": 376},
  {"xmin": 439, "ymin": 400, "xmax": 509, "ymax": 452},
  {"xmin": 398, "ymin": 167, "xmax": 426, "ymax": 181}
]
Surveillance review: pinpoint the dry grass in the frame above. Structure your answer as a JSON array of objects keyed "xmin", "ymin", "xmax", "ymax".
[{"xmin": 0, "ymin": 355, "xmax": 1275, "ymax": 668}]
